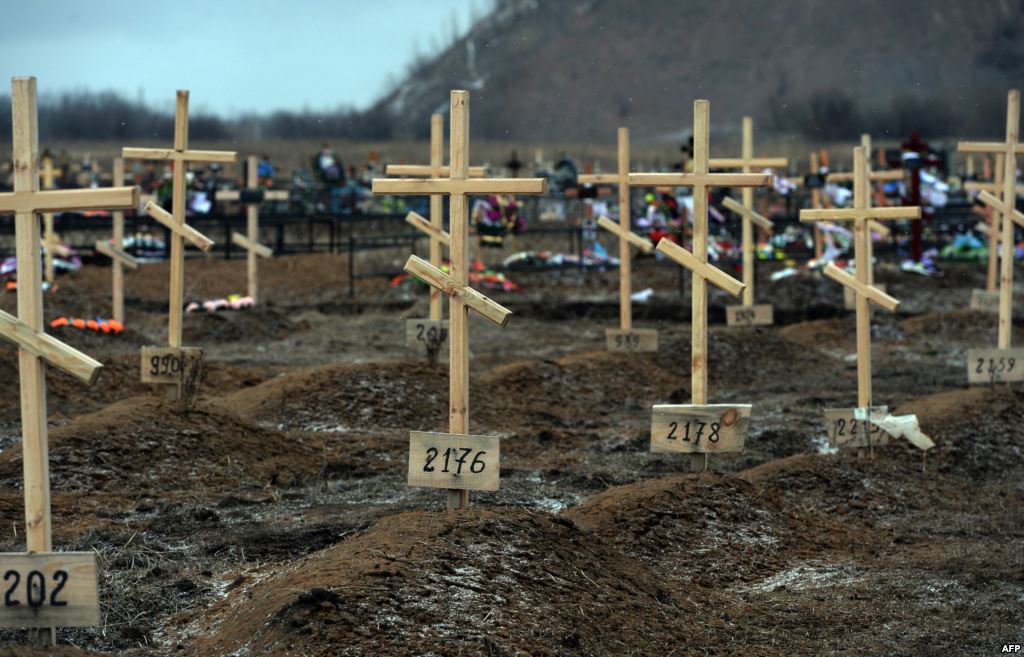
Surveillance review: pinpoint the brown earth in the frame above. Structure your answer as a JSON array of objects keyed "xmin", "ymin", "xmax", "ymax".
[{"xmin": 0, "ymin": 255, "xmax": 1020, "ymax": 655}]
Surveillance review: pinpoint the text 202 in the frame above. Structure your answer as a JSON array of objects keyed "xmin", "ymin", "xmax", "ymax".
[
  {"xmin": 415, "ymin": 324, "xmax": 448, "ymax": 345},
  {"xmin": 3, "ymin": 570, "xmax": 68, "ymax": 608}
]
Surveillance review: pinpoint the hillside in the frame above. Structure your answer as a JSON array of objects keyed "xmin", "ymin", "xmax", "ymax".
[{"xmin": 373, "ymin": 0, "xmax": 1024, "ymax": 142}]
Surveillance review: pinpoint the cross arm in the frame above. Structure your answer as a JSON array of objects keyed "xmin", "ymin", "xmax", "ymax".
[
  {"xmin": 231, "ymin": 232, "xmax": 272, "ymax": 258},
  {"xmin": 708, "ymin": 157, "xmax": 788, "ymax": 169},
  {"xmin": 800, "ymin": 206, "xmax": 921, "ymax": 222},
  {"xmin": 122, "ymin": 147, "xmax": 237, "ymax": 163},
  {"xmin": 0, "ymin": 187, "xmax": 139, "ymax": 215},
  {"xmin": 578, "ymin": 173, "xmax": 622, "ymax": 185},
  {"xmin": 95, "ymin": 240, "xmax": 140, "ymax": 270},
  {"xmin": 867, "ymin": 220, "xmax": 891, "ymax": 237},
  {"xmin": 628, "ymin": 172, "xmax": 772, "ymax": 188},
  {"xmin": 597, "ymin": 216, "xmax": 653, "ymax": 252},
  {"xmin": 957, "ymin": 141, "xmax": 1024, "ymax": 154},
  {"xmin": 655, "ymin": 239, "xmax": 745, "ymax": 297},
  {"xmin": 217, "ymin": 189, "xmax": 288, "ymax": 203},
  {"xmin": 0, "ymin": 310, "xmax": 102, "ymax": 384},
  {"xmin": 722, "ymin": 196, "xmax": 772, "ymax": 231},
  {"xmin": 405, "ymin": 211, "xmax": 451, "ymax": 246},
  {"xmin": 965, "ymin": 180, "xmax": 1024, "ymax": 194},
  {"xmin": 145, "ymin": 202, "xmax": 215, "ymax": 251},
  {"xmin": 977, "ymin": 190, "xmax": 1024, "ymax": 228},
  {"xmin": 385, "ymin": 164, "xmax": 487, "ymax": 178},
  {"xmin": 827, "ymin": 169, "xmax": 904, "ymax": 183},
  {"xmin": 823, "ymin": 263, "xmax": 899, "ymax": 311},
  {"xmin": 403, "ymin": 255, "xmax": 512, "ymax": 327},
  {"xmin": 372, "ymin": 177, "xmax": 547, "ymax": 196}
]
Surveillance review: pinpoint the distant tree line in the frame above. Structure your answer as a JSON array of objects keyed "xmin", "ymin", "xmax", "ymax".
[{"xmin": 0, "ymin": 89, "xmax": 398, "ymax": 141}]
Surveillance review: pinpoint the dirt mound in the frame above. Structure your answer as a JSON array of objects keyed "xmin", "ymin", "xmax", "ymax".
[
  {"xmin": 565, "ymin": 473, "xmax": 845, "ymax": 586},
  {"xmin": 0, "ymin": 647, "xmax": 106, "ymax": 657},
  {"xmin": 779, "ymin": 316, "xmax": 853, "ymax": 351},
  {"xmin": 181, "ymin": 306, "xmax": 309, "ymax": 344},
  {"xmin": 185, "ymin": 508, "xmax": 706, "ymax": 657},
  {"xmin": 0, "ymin": 397, "xmax": 327, "ymax": 495},
  {"xmin": 899, "ymin": 309, "xmax": 1005, "ymax": 344},
  {"xmin": 219, "ymin": 360, "xmax": 449, "ymax": 432}
]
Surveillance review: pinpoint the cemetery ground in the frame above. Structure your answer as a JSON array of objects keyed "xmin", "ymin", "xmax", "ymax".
[{"xmin": 0, "ymin": 254, "xmax": 1020, "ymax": 656}]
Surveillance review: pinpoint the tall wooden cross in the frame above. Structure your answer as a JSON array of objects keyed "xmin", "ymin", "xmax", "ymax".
[
  {"xmin": 217, "ymin": 156, "xmax": 284, "ymax": 303},
  {"xmin": 41, "ymin": 157, "xmax": 57, "ymax": 284},
  {"xmin": 802, "ymin": 146, "xmax": 920, "ymax": 409},
  {"xmin": 578, "ymin": 128, "xmax": 658, "ymax": 351},
  {"xmin": 386, "ymin": 116, "xmax": 485, "ymax": 321},
  {"xmin": 123, "ymin": 91, "xmax": 235, "ymax": 397},
  {"xmin": 708, "ymin": 116, "xmax": 787, "ymax": 309},
  {"xmin": 959, "ymin": 90, "xmax": 1024, "ymax": 349},
  {"xmin": 0, "ymin": 77, "xmax": 138, "ymax": 640},
  {"xmin": 639, "ymin": 100, "xmax": 770, "ymax": 469},
  {"xmin": 94, "ymin": 157, "xmax": 140, "ymax": 324},
  {"xmin": 373, "ymin": 90, "xmax": 547, "ymax": 509}
]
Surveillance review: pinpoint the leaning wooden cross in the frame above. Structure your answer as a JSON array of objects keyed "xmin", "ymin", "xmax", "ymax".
[
  {"xmin": 802, "ymin": 146, "xmax": 932, "ymax": 456},
  {"xmin": 94, "ymin": 157, "xmax": 140, "ymax": 324},
  {"xmin": 578, "ymin": 128, "xmax": 658, "ymax": 352},
  {"xmin": 385, "ymin": 114, "xmax": 485, "ymax": 359},
  {"xmin": 959, "ymin": 90, "xmax": 1024, "ymax": 384},
  {"xmin": 0, "ymin": 76, "xmax": 138, "ymax": 642},
  {"xmin": 641, "ymin": 100, "xmax": 769, "ymax": 470},
  {"xmin": 123, "ymin": 90, "xmax": 236, "ymax": 399},
  {"xmin": 374, "ymin": 91, "xmax": 546, "ymax": 509},
  {"xmin": 964, "ymin": 153, "xmax": 1024, "ymax": 311},
  {"xmin": 217, "ymin": 156, "xmax": 284, "ymax": 303},
  {"xmin": 709, "ymin": 116, "xmax": 787, "ymax": 326}
]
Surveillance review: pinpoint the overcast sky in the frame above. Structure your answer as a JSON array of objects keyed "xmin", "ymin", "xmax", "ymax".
[{"xmin": 0, "ymin": 0, "xmax": 478, "ymax": 115}]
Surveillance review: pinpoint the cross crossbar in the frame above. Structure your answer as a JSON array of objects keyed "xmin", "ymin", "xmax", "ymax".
[
  {"xmin": 656, "ymin": 239, "xmax": 745, "ymax": 297},
  {"xmin": 823, "ymin": 263, "xmax": 900, "ymax": 312},
  {"xmin": 403, "ymin": 255, "xmax": 511, "ymax": 327}
]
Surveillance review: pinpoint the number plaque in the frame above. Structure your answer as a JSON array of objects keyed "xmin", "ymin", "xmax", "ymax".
[
  {"xmin": 967, "ymin": 347, "xmax": 1024, "ymax": 384},
  {"xmin": 140, "ymin": 347, "xmax": 203, "ymax": 384},
  {"xmin": 824, "ymin": 406, "xmax": 890, "ymax": 448},
  {"xmin": 0, "ymin": 552, "xmax": 99, "ymax": 628},
  {"xmin": 408, "ymin": 431, "xmax": 500, "ymax": 491},
  {"xmin": 650, "ymin": 404, "xmax": 751, "ymax": 453},
  {"xmin": 725, "ymin": 304, "xmax": 774, "ymax": 327},
  {"xmin": 605, "ymin": 328, "xmax": 658, "ymax": 352}
]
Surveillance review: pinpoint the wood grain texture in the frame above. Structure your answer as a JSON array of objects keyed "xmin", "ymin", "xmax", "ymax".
[
  {"xmin": 0, "ymin": 552, "xmax": 99, "ymax": 628},
  {"xmin": 597, "ymin": 215, "xmax": 652, "ymax": 252},
  {"xmin": 144, "ymin": 202, "xmax": 215, "ymax": 251},
  {"xmin": 407, "ymin": 432, "xmax": 500, "ymax": 492},
  {"xmin": 650, "ymin": 404, "xmax": 751, "ymax": 453}
]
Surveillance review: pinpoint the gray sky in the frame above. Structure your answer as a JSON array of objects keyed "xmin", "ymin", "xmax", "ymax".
[{"xmin": 0, "ymin": 0, "xmax": 479, "ymax": 115}]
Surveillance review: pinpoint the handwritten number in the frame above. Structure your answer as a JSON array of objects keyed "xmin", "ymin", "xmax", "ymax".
[
  {"xmin": 25, "ymin": 571, "xmax": 44, "ymax": 608},
  {"xmin": 423, "ymin": 447, "xmax": 438, "ymax": 472},
  {"xmin": 50, "ymin": 570, "xmax": 68, "ymax": 607},
  {"xmin": 666, "ymin": 421, "xmax": 678, "ymax": 440},
  {"xmin": 3, "ymin": 571, "xmax": 19, "ymax": 607}
]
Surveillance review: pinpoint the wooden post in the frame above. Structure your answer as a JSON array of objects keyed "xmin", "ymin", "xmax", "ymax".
[
  {"xmin": 218, "ymin": 160, "xmax": 283, "ymax": 304},
  {"xmin": 112, "ymin": 158, "xmax": 126, "ymax": 323},
  {"xmin": 123, "ymin": 90, "xmax": 235, "ymax": 398},
  {"xmin": 373, "ymin": 91, "xmax": 546, "ymax": 509},
  {"xmin": 958, "ymin": 90, "xmax": 1023, "ymax": 349},
  {"xmin": 42, "ymin": 157, "xmax": 55, "ymax": 284},
  {"xmin": 811, "ymin": 152, "xmax": 824, "ymax": 259},
  {"xmin": 964, "ymin": 154, "xmax": 1024, "ymax": 298},
  {"xmin": 0, "ymin": 76, "xmax": 136, "ymax": 643},
  {"xmin": 635, "ymin": 100, "xmax": 771, "ymax": 470},
  {"xmin": 708, "ymin": 117, "xmax": 787, "ymax": 306},
  {"xmin": 579, "ymin": 129, "xmax": 659, "ymax": 350}
]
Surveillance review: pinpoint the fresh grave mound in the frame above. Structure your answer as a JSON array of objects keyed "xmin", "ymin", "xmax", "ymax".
[
  {"xmin": 0, "ymin": 647, "xmax": 107, "ymax": 657},
  {"xmin": 473, "ymin": 350, "xmax": 678, "ymax": 429},
  {"xmin": 181, "ymin": 305, "xmax": 311, "ymax": 344},
  {"xmin": 0, "ymin": 349, "xmax": 149, "ymax": 423},
  {"xmin": 896, "ymin": 386, "xmax": 1024, "ymax": 483},
  {"xmin": 778, "ymin": 316, "xmax": 853, "ymax": 351},
  {"xmin": 564, "ymin": 473, "xmax": 848, "ymax": 586},
  {"xmin": 184, "ymin": 508, "xmax": 710, "ymax": 657},
  {"xmin": 0, "ymin": 397, "xmax": 328, "ymax": 495},
  {"xmin": 899, "ymin": 308, "xmax": 1012, "ymax": 345},
  {"xmin": 219, "ymin": 360, "xmax": 448, "ymax": 432}
]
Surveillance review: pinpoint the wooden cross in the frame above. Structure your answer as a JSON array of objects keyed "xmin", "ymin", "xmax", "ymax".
[
  {"xmin": 384, "ymin": 114, "xmax": 485, "ymax": 325},
  {"xmin": 372, "ymin": 90, "xmax": 546, "ymax": 509},
  {"xmin": 578, "ymin": 128, "xmax": 658, "ymax": 351},
  {"xmin": 41, "ymin": 157, "xmax": 56, "ymax": 284},
  {"xmin": 217, "ymin": 156, "xmax": 282, "ymax": 303},
  {"xmin": 640, "ymin": 100, "xmax": 770, "ymax": 469},
  {"xmin": 802, "ymin": 146, "xmax": 920, "ymax": 408},
  {"xmin": 826, "ymin": 134, "xmax": 905, "ymax": 286},
  {"xmin": 708, "ymin": 116, "xmax": 787, "ymax": 308},
  {"xmin": 959, "ymin": 90, "xmax": 1023, "ymax": 349},
  {"xmin": 94, "ymin": 157, "xmax": 140, "ymax": 324},
  {"xmin": 965, "ymin": 154, "xmax": 1024, "ymax": 296},
  {"xmin": 123, "ymin": 91, "xmax": 235, "ymax": 396},
  {"xmin": 0, "ymin": 77, "xmax": 137, "ymax": 639}
]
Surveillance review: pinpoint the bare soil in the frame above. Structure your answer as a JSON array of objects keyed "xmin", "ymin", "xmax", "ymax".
[{"xmin": 0, "ymin": 255, "xmax": 1020, "ymax": 656}]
